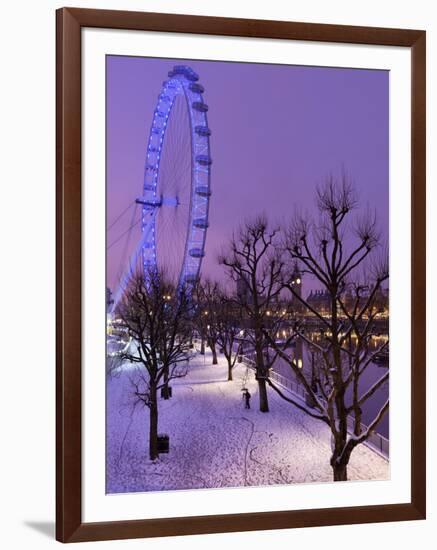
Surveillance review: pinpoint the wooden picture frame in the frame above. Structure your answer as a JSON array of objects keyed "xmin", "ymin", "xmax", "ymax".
[{"xmin": 56, "ymin": 7, "xmax": 426, "ymax": 543}]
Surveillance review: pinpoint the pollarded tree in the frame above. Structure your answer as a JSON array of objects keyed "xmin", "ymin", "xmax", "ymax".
[
  {"xmin": 265, "ymin": 174, "xmax": 389, "ymax": 481},
  {"xmin": 116, "ymin": 269, "xmax": 192, "ymax": 460},
  {"xmin": 214, "ymin": 290, "xmax": 244, "ymax": 381},
  {"xmin": 194, "ymin": 279, "xmax": 221, "ymax": 364},
  {"xmin": 219, "ymin": 215, "xmax": 285, "ymax": 412}
]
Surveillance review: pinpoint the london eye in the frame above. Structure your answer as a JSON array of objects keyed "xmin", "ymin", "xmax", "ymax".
[{"xmin": 111, "ymin": 65, "xmax": 212, "ymax": 309}]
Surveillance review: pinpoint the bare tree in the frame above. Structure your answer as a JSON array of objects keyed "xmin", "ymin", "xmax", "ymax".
[
  {"xmin": 265, "ymin": 174, "xmax": 389, "ymax": 481},
  {"xmin": 219, "ymin": 215, "xmax": 285, "ymax": 412},
  {"xmin": 116, "ymin": 269, "xmax": 192, "ymax": 460},
  {"xmin": 214, "ymin": 290, "xmax": 244, "ymax": 381},
  {"xmin": 194, "ymin": 279, "xmax": 221, "ymax": 364}
]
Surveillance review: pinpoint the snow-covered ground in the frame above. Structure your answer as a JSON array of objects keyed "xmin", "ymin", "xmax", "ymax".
[{"xmin": 106, "ymin": 349, "xmax": 389, "ymax": 494}]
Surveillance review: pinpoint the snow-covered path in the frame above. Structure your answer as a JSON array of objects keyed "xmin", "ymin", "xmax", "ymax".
[{"xmin": 106, "ymin": 350, "xmax": 389, "ymax": 493}]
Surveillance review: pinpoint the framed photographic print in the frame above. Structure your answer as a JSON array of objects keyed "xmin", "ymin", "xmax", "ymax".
[{"xmin": 56, "ymin": 7, "xmax": 426, "ymax": 543}]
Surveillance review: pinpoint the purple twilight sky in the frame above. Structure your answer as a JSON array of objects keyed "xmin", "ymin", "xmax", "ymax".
[{"xmin": 106, "ymin": 55, "xmax": 388, "ymax": 295}]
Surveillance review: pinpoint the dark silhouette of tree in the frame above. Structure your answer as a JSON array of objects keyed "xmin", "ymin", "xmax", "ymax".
[
  {"xmin": 116, "ymin": 269, "xmax": 192, "ymax": 460},
  {"xmin": 214, "ymin": 290, "xmax": 244, "ymax": 381},
  {"xmin": 265, "ymin": 174, "xmax": 389, "ymax": 481},
  {"xmin": 194, "ymin": 279, "xmax": 221, "ymax": 364},
  {"xmin": 219, "ymin": 215, "xmax": 285, "ymax": 412}
]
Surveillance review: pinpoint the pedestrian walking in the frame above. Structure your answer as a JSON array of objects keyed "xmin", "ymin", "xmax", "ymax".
[{"xmin": 242, "ymin": 388, "xmax": 251, "ymax": 409}]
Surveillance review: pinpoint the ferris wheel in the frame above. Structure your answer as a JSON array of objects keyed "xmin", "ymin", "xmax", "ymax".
[{"xmin": 111, "ymin": 65, "xmax": 212, "ymax": 309}]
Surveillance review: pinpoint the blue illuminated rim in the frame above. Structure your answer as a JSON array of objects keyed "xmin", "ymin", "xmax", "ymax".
[{"xmin": 141, "ymin": 65, "xmax": 212, "ymax": 291}]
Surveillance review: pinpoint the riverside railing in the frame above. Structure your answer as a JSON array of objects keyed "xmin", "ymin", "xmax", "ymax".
[{"xmin": 241, "ymin": 354, "xmax": 389, "ymax": 460}]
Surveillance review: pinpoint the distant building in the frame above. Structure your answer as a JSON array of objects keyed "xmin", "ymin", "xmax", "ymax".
[
  {"xmin": 306, "ymin": 286, "xmax": 389, "ymax": 319},
  {"xmin": 306, "ymin": 289, "xmax": 331, "ymax": 316},
  {"xmin": 373, "ymin": 287, "xmax": 389, "ymax": 318},
  {"xmin": 342, "ymin": 286, "xmax": 389, "ymax": 318}
]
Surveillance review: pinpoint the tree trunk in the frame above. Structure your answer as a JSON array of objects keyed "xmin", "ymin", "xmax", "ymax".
[
  {"xmin": 149, "ymin": 393, "xmax": 159, "ymax": 461},
  {"xmin": 227, "ymin": 361, "xmax": 233, "ymax": 381},
  {"xmin": 331, "ymin": 437, "xmax": 350, "ymax": 482},
  {"xmin": 254, "ymin": 328, "xmax": 269, "ymax": 412},
  {"xmin": 332, "ymin": 461, "xmax": 348, "ymax": 481},
  {"xmin": 200, "ymin": 338, "xmax": 205, "ymax": 355},
  {"xmin": 257, "ymin": 377, "xmax": 269, "ymax": 412},
  {"xmin": 211, "ymin": 343, "xmax": 218, "ymax": 365},
  {"xmin": 162, "ymin": 366, "xmax": 171, "ymax": 400}
]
